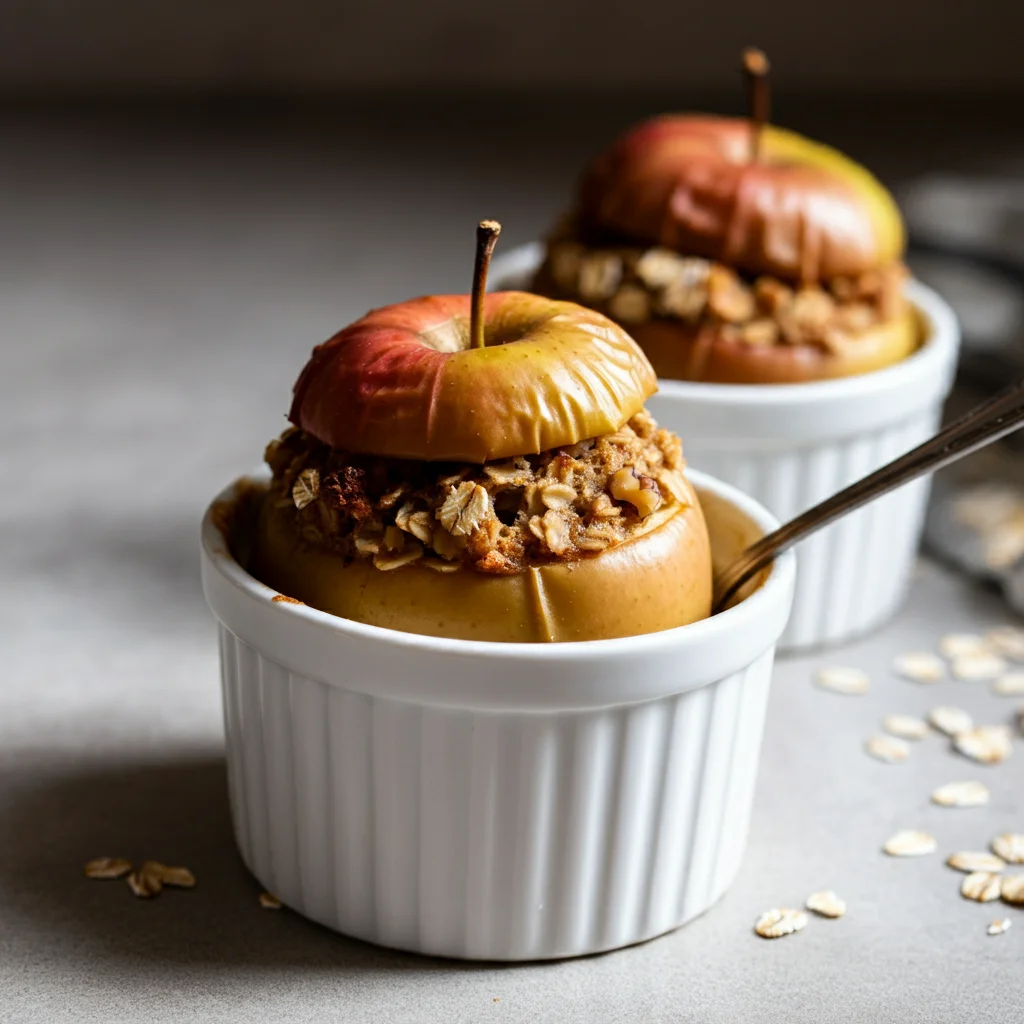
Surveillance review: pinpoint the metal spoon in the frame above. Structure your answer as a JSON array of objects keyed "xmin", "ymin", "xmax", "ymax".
[{"xmin": 713, "ymin": 376, "xmax": 1024, "ymax": 612}]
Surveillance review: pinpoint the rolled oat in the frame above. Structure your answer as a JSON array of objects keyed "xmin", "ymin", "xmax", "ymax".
[
  {"xmin": 883, "ymin": 830, "xmax": 936, "ymax": 857},
  {"xmin": 954, "ymin": 725, "xmax": 1012, "ymax": 765},
  {"xmin": 931, "ymin": 781, "xmax": 990, "ymax": 808},
  {"xmin": 866, "ymin": 735, "xmax": 910, "ymax": 764},
  {"xmin": 961, "ymin": 871, "xmax": 1002, "ymax": 902},
  {"xmin": 754, "ymin": 908, "xmax": 808, "ymax": 939}
]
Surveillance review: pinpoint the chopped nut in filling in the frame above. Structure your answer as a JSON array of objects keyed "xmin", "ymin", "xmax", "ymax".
[
  {"xmin": 536, "ymin": 237, "xmax": 908, "ymax": 354},
  {"xmin": 264, "ymin": 412, "xmax": 689, "ymax": 575}
]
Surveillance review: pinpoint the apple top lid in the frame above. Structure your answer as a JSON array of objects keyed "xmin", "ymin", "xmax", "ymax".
[
  {"xmin": 575, "ymin": 114, "xmax": 905, "ymax": 284},
  {"xmin": 287, "ymin": 291, "xmax": 658, "ymax": 463}
]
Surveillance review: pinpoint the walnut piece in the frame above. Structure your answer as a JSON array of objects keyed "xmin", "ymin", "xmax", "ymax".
[{"xmin": 609, "ymin": 467, "xmax": 662, "ymax": 517}]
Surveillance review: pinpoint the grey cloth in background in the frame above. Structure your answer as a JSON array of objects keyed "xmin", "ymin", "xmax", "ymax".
[{"xmin": 903, "ymin": 176, "xmax": 1024, "ymax": 614}]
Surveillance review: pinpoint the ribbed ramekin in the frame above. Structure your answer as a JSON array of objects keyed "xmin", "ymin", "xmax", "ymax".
[
  {"xmin": 201, "ymin": 469, "xmax": 795, "ymax": 960},
  {"xmin": 491, "ymin": 243, "xmax": 960, "ymax": 651}
]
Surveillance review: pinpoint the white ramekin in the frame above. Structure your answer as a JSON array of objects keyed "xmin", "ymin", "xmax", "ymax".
[
  {"xmin": 201, "ymin": 468, "xmax": 795, "ymax": 961},
  {"xmin": 491, "ymin": 243, "xmax": 961, "ymax": 651}
]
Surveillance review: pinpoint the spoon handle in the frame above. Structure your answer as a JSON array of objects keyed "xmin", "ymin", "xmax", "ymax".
[{"xmin": 713, "ymin": 375, "xmax": 1024, "ymax": 612}]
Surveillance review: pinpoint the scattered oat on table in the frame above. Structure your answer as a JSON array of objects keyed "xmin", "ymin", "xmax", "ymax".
[
  {"xmin": 954, "ymin": 725, "xmax": 1013, "ymax": 764},
  {"xmin": 987, "ymin": 626, "xmax": 1024, "ymax": 662},
  {"xmin": 754, "ymin": 908, "xmax": 808, "ymax": 939},
  {"xmin": 126, "ymin": 862, "xmax": 164, "ymax": 899},
  {"xmin": 952, "ymin": 652, "xmax": 1010, "ymax": 682},
  {"xmin": 259, "ymin": 892, "xmax": 282, "ymax": 910},
  {"xmin": 991, "ymin": 833, "xmax": 1024, "ymax": 864},
  {"xmin": 1000, "ymin": 875, "xmax": 1024, "ymax": 905},
  {"xmin": 122, "ymin": 861, "xmax": 195, "ymax": 898},
  {"xmin": 961, "ymin": 871, "xmax": 1003, "ymax": 902},
  {"xmin": 805, "ymin": 890, "xmax": 846, "ymax": 918},
  {"xmin": 988, "ymin": 918, "xmax": 1012, "ymax": 936},
  {"xmin": 882, "ymin": 714, "xmax": 929, "ymax": 741},
  {"xmin": 154, "ymin": 864, "xmax": 196, "ymax": 889},
  {"xmin": 83, "ymin": 857, "xmax": 132, "ymax": 880},
  {"xmin": 939, "ymin": 633, "xmax": 990, "ymax": 659},
  {"xmin": 893, "ymin": 651, "xmax": 944, "ymax": 683},
  {"xmin": 815, "ymin": 666, "xmax": 870, "ymax": 695},
  {"xmin": 931, "ymin": 780, "xmax": 990, "ymax": 808},
  {"xmin": 993, "ymin": 671, "xmax": 1024, "ymax": 696},
  {"xmin": 928, "ymin": 706, "xmax": 973, "ymax": 737},
  {"xmin": 883, "ymin": 830, "xmax": 936, "ymax": 857},
  {"xmin": 947, "ymin": 851, "xmax": 1006, "ymax": 874},
  {"xmin": 952, "ymin": 486, "xmax": 1024, "ymax": 569},
  {"xmin": 866, "ymin": 735, "xmax": 911, "ymax": 764}
]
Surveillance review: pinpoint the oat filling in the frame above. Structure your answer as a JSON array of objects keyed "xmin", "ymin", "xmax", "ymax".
[
  {"xmin": 536, "ymin": 238, "xmax": 908, "ymax": 355},
  {"xmin": 264, "ymin": 411, "xmax": 690, "ymax": 575}
]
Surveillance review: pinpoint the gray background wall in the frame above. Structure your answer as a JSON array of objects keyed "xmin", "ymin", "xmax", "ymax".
[{"xmin": 1, "ymin": 0, "xmax": 1021, "ymax": 94}]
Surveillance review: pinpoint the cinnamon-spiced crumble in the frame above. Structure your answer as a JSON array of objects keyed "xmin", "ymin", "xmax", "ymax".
[
  {"xmin": 535, "ymin": 238, "xmax": 908, "ymax": 355},
  {"xmin": 264, "ymin": 411, "xmax": 690, "ymax": 576}
]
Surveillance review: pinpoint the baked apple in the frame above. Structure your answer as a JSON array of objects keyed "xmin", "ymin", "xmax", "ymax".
[
  {"xmin": 249, "ymin": 221, "xmax": 713, "ymax": 642},
  {"xmin": 533, "ymin": 50, "xmax": 917, "ymax": 384}
]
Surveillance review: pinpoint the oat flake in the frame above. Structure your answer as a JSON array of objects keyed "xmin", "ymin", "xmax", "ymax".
[
  {"xmin": 993, "ymin": 671, "xmax": 1024, "ymax": 696},
  {"xmin": 126, "ymin": 863, "xmax": 163, "ymax": 899},
  {"xmin": 952, "ymin": 653, "xmax": 1009, "ymax": 681},
  {"xmin": 893, "ymin": 651, "xmax": 944, "ymax": 683},
  {"xmin": 259, "ymin": 892, "xmax": 282, "ymax": 910},
  {"xmin": 155, "ymin": 864, "xmax": 196, "ymax": 889},
  {"xmin": 928, "ymin": 705, "xmax": 973, "ymax": 737},
  {"xmin": 954, "ymin": 725, "xmax": 1013, "ymax": 764},
  {"xmin": 947, "ymin": 851, "xmax": 1006, "ymax": 874},
  {"xmin": 866, "ymin": 735, "xmax": 910, "ymax": 764},
  {"xmin": 805, "ymin": 890, "xmax": 846, "ymax": 918},
  {"xmin": 883, "ymin": 714, "xmax": 929, "ymax": 740},
  {"xmin": 931, "ymin": 780, "xmax": 990, "ymax": 808},
  {"xmin": 987, "ymin": 626, "xmax": 1024, "ymax": 662},
  {"xmin": 291, "ymin": 468, "xmax": 320, "ymax": 510},
  {"xmin": 999, "ymin": 872, "xmax": 1024, "ymax": 905},
  {"xmin": 815, "ymin": 666, "xmax": 870, "ymax": 695},
  {"xmin": 883, "ymin": 830, "xmax": 936, "ymax": 857},
  {"xmin": 991, "ymin": 833, "xmax": 1024, "ymax": 864},
  {"xmin": 83, "ymin": 857, "xmax": 132, "ymax": 880},
  {"xmin": 939, "ymin": 633, "xmax": 990, "ymax": 659},
  {"xmin": 987, "ymin": 918, "xmax": 1012, "ymax": 936},
  {"xmin": 1000, "ymin": 875, "xmax": 1024, "ymax": 904},
  {"xmin": 961, "ymin": 871, "xmax": 1003, "ymax": 902},
  {"xmin": 754, "ymin": 908, "xmax": 808, "ymax": 938}
]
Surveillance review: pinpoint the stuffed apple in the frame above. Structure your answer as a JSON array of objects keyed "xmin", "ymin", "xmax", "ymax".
[
  {"xmin": 533, "ymin": 50, "xmax": 916, "ymax": 384},
  {"xmin": 249, "ymin": 222, "xmax": 713, "ymax": 641}
]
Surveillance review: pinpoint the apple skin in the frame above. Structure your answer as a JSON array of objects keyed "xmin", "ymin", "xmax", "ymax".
[
  {"xmin": 250, "ymin": 470, "xmax": 712, "ymax": 642},
  {"xmin": 289, "ymin": 291, "xmax": 656, "ymax": 463},
  {"xmin": 578, "ymin": 115, "xmax": 904, "ymax": 282}
]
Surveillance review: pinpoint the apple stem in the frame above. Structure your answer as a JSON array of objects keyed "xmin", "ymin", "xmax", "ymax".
[
  {"xmin": 471, "ymin": 219, "xmax": 502, "ymax": 349},
  {"xmin": 742, "ymin": 47, "xmax": 771, "ymax": 163}
]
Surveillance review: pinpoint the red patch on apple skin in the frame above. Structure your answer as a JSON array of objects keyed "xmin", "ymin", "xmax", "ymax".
[
  {"xmin": 289, "ymin": 294, "xmax": 473, "ymax": 452},
  {"xmin": 578, "ymin": 113, "xmax": 895, "ymax": 281}
]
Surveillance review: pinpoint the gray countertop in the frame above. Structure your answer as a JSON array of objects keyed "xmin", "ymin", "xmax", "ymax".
[{"xmin": 2, "ymin": 100, "xmax": 1023, "ymax": 1023}]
